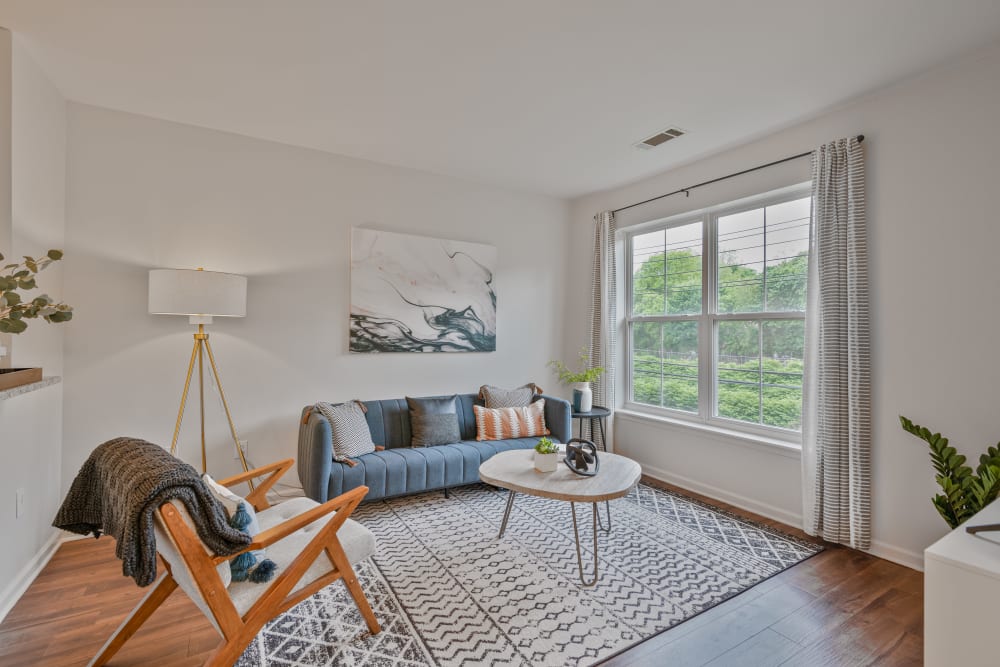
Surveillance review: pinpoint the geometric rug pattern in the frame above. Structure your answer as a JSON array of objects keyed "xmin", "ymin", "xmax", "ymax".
[{"xmin": 237, "ymin": 482, "xmax": 821, "ymax": 666}]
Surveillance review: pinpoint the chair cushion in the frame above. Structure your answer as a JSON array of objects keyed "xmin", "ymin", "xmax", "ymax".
[
  {"xmin": 153, "ymin": 502, "xmax": 233, "ymax": 634},
  {"xmin": 228, "ymin": 497, "xmax": 376, "ymax": 616}
]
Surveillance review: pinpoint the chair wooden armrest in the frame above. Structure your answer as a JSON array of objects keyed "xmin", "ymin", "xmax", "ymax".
[
  {"xmin": 216, "ymin": 458, "xmax": 294, "ymax": 511},
  {"xmin": 215, "ymin": 486, "xmax": 368, "ymax": 561}
]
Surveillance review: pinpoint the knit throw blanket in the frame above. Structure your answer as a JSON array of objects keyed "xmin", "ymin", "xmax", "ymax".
[{"xmin": 53, "ymin": 437, "xmax": 251, "ymax": 586}]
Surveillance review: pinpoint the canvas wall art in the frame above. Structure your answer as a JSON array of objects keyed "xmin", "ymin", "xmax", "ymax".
[{"xmin": 350, "ymin": 228, "xmax": 497, "ymax": 352}]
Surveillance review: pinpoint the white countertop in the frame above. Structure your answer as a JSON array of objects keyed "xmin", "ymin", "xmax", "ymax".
[
  {"xmin": 925, "ymin": 497, "xmax": 1000, "ymax": 581},
  {"xmin": 0, "ymin": 376, "xmax": 61, "ymax": 401}
]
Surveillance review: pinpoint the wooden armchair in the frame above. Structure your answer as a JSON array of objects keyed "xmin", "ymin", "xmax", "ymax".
[{"xmin": 91, "ymin": 459, "xmax": 381, "ymax": 667}]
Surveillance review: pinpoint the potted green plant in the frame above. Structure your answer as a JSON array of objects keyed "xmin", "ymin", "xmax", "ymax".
[
  {"xmin": 534, "ymin": 436, "xmax": 559, "ymax": 473},
  {"xmin": 899, "ymin": 415, "xmax": 1000, "ymax": 529},
  {"xmin": 548, "ymin": 348, "xmax": 603, "ymax": 413},
  {"xmin": 0, "ymin": 250, "xmax": 73, "ymax": 391}
]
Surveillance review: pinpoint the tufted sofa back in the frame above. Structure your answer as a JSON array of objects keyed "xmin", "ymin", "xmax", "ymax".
[{"xmin": 358, "ymin": 394, "xmax": 480, "ymax": 448}]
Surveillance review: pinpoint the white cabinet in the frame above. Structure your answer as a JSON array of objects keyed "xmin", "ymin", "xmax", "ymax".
[{"xmin": 925, "ymin": 499, "xmax": 1000, "ymax": 666}]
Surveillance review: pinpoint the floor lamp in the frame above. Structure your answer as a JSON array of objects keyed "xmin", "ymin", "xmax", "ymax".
[{"xmin": 148, "ymin": 268, "xmax": 254, "ymax": 488}]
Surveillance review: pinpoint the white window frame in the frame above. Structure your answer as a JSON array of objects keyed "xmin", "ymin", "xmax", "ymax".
[{"xmin": 623, "ymin": 183, "xmax": 811, "ymax": 445}]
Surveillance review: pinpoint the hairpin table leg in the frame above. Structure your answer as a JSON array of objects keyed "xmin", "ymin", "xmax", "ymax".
[
  {"xmin": 570, "ymin": 501, "xmax": 599, "ymax": 587},
  {"xmin": 498, "ymin": 490, "xmax": 516, "ymax": 538},
  {"xmin": 596, "ymin": 501, "xmax": 612, "ymax": 533}
]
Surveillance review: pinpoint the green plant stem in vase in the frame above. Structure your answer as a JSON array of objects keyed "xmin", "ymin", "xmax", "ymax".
[{"xmin": 549, "ymin": 348, "xmax": 603, "ymax": 413}]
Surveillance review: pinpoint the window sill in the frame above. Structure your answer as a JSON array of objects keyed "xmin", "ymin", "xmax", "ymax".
[{"xmin": 615, "ymin": 408, "xmax": 802, "ymax": 459}]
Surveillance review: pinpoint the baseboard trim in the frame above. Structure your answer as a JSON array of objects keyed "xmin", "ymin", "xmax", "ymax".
[
  {"xmin": 641, "ymin": 464, "xmax": 926, "ymax": 573},
  {"xmin": 641, "ymin": 463, "xmax": 803, "ymax": 528},
  {"xmin": 869, "ymin": 539, "xmax": 924, "ymax": 572},
  {"xmin": 0, "ymin": 531, "xmax": 62, "ymax": 624}
]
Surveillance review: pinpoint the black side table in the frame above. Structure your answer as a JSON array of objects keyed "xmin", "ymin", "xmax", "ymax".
[{"xmin": 572, "ymin": 405, "xmax": 611, "ymax": 452}]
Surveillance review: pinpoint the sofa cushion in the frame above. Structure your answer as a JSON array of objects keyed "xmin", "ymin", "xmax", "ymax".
[
  {"xmin": 407, "ymin": 395, "xmax": 461, "ymax": 446},
  {"xmin": 474, "ymin": 400, "xmax": 550, "ymax": 441},
  {"xmin": 313, "ymin": 400, "xmax": 377, "ymax": 462},
  {"xmin": 478, "ymin": 383, "xmax": 543, "ymax": 408},
  {"xmin": 323, "ymin": 438, "xmax": 541, "ymax": 502}
]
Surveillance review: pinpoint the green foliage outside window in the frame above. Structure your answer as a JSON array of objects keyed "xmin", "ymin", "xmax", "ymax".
[{"xmin": 631, "ymin": 248, "xmax": 807, "ymax": 430}]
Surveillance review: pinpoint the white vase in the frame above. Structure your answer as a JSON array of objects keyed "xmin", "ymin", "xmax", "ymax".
[
  {"xmin": 573, "ymin": 382, "xmax": 593, "ymax": 413},
  {"xmin": 534, "ymin": 450, "xmax": 558, "ymax": 473}
]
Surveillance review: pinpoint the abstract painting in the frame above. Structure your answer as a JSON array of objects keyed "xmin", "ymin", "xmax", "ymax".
[{"xmin": 350, "ymin": 228, "xmax": 497, "ymax": 352}]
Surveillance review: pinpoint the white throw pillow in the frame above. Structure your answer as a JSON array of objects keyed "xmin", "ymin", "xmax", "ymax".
[{"xmin": 203, "ymin": 474, "xmax": 275, "ymax": 583}]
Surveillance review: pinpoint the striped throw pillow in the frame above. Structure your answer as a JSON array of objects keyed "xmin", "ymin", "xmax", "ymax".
[
  {"xmin": 474, "ymin": 399, "xmax": 550, "ymax": 441},
  {"xmin": 314, "ymin": 400, "xmax": 377, "ymax": 462}
]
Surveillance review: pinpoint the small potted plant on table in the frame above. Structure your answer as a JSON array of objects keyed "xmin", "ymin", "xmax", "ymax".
[{"xmin": 534, "ymin": 436, "xmax": 559, "ymax": 473}]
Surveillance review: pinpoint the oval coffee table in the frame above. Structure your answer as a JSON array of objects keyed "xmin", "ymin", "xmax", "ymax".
[{"xmin": 479, "ymin": 449, "xmax": 641, "ymax": 586}]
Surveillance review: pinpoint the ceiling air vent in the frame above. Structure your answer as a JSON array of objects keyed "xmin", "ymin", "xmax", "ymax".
[{"xmin": 635, "ymin": 127, "xmax": 686, "ymax": 150}]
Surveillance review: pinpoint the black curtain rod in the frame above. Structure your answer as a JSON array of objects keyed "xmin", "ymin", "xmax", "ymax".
[{"xmin": 611, "ymin": 134, "xmax": 864, "ymax": 215}]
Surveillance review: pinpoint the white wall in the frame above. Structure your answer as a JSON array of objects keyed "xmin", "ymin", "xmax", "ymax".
[
  {"xmin": 0, "ymin": 31, "xmax": 67, "ymax": 614},
  {"xmin": 567, "ymin": 41, "xmax": 1000, "ymax": 570},
  {"xmin": 62, "ymin": 104, "xmax": 571, "ymax": 489}
]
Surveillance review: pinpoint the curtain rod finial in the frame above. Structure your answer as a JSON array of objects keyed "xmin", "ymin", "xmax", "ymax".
[{"xmin": 857, "ymin": 134, "xmax": 865, "ymax": 143}]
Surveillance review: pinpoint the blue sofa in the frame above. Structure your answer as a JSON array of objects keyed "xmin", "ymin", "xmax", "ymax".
[{"xmin": 297, "ymin": 393, "xmax": 572, "ymax": 503}]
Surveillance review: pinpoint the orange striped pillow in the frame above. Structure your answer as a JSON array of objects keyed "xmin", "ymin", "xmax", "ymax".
[{"xmin": 474, "ymin": 399, "xmax": 550, "ymax": 441}]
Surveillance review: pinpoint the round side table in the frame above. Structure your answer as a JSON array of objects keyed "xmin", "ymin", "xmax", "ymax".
[{"xmin": 572, "ymin": 405, "xmax": 610, "ymax": 451}]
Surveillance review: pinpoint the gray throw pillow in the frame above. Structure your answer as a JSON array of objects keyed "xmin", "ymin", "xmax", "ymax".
[
  {"xmin": 407, "ymin": 395, "xmax": 461, "ymax": 447},
  {"xmin": 479, "ymin": 383, "xmax": 543, "ymax": 408},
  {"xmin": 314, "ymin": 400, "xmax": 377, "ymax": 462}
]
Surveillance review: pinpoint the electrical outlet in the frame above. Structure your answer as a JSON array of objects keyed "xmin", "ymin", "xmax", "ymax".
[
  {"xmin": 15, "ymin": 488, "xmax": 24, "ymax": 518},
  {"xmin": 235, "ymin": 439, "xmax": 248, "ymax": 460}
]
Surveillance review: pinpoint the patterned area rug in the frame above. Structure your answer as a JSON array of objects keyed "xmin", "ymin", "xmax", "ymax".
[{"xmin": 237, "ymin": 483, "xmax": 821, "ymax": 666}]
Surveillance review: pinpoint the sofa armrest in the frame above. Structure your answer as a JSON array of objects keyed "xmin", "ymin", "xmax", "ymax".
[
  {"xmin": 539, "ymin": 394, "xmax": 572, "ymax": 444},
  {"xmin": 297, "ymin": 406, "xmax": 333, "ymax": 503}
]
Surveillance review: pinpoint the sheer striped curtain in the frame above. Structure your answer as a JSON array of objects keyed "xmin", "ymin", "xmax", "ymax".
[
  {"xmin": 589, "ymin": 211, "xmax": 617, "ymax": 450},
  {"xmin": 802, "ymin": 136, "xmax": 871, "ymax": 549}
]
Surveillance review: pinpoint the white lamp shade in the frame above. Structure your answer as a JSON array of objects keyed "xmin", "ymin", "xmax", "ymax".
[{"xmin": 148, "ymin": 269, "xmax": 247, "ymax": 318}]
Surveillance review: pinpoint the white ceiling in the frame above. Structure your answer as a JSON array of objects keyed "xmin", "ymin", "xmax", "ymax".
[{"xmin": 3, "ymin": 1, "xmax": 1000, "ymax": 198}]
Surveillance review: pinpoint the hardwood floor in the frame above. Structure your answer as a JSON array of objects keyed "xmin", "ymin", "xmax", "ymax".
[{"xmin": 0, "ymin": 479, "xmax": 923, "ymax": 666}]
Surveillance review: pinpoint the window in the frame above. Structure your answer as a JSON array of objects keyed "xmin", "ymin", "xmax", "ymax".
[{"xmin": 626, "ymin": 186, "xmax": 810, "ymax": 438}]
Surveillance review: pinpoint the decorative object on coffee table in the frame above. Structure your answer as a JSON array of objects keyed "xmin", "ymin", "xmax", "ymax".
[
  {"xmin": 548, "ymin": 347, "xmax": 603, "ymax": 412},
  {"xmin": 533, "ymin": 436, "xmax": 558, "ymax": 472},
  {"xmin": 564, "ymin": 438, "xmax": 600, "ymax": 477},
  {"xmin": 350, "ymin": 228, "xmax": 497, "ymax": 353},
  {"xmin": 479, "ymin": 449, "xmax": 640, "ymax": 586},
  {"xmin": 148, "ymin": 267, "xmax": 253, "ymax": 484}
]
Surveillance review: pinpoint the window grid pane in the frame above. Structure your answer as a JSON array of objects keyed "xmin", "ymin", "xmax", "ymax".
[
  {"xmin": 631, "ymin": 321, "xmax": 699, "ymax": 413},
  {"xmin": 631, "ymin": 222, "xmax": 702, "ymax": 317},
  {"xmin": 717, "ymin": 197, "xmax": 810, "ymax": 314},
  {"xmin": 715, "ymin": 318, "xmax": 805, "ymax": 429},
  {"xmin": 627, "ymin": 189, "xmax": 809, "ymax": 435}
]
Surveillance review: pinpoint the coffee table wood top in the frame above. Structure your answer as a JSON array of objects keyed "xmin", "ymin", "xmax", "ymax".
[{"xmin": 479, "ymin": 450, "xmax": 641, "ymax": 503}]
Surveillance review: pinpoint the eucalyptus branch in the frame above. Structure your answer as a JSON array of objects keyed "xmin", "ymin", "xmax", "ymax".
[{"xmin": 0, "ymin": 249, "xmax": 74, "ymax": 335}]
